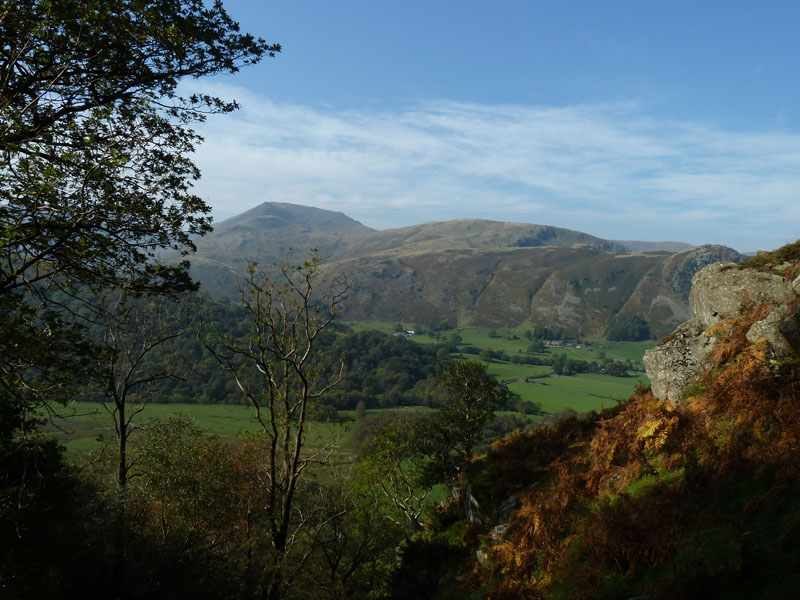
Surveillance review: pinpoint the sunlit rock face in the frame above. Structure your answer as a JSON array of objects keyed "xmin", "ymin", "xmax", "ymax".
[{"xmin": 645, "ymin": 262, "xmax": 800, "ymax": 404}]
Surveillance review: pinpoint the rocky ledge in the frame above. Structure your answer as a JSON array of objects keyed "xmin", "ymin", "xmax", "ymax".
[{"xmin": 644, "ymin": 260, "xmax": 800, "ymax": 403}]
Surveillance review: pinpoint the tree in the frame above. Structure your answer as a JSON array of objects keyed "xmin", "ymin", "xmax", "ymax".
[
  {"xmin": 0, "ymin": 1, "xmax": 273, "ymax": 591},
  {"xmin": 434, "ymin": 360, "xmax": 509, "ymax": 461},
  {"xmin": 360, "ymin": 361, "xmax": 509, "ymax": 532},
  {"xmin": 606, "ymin": 313, "xmax": 651, "ymax": 341},
  {"xmin": 1, "ymin": 0, "xmax": 276, "ymax": 295},
  {"xmin": 89, "ymin": 290, "xmax": 196, "ymax": 491},
  {"xmin": 205, "ymin": 251, "xmax": 348, "ymax": 600},
  {"xmin": 300, "ymin": 467, "xmax": 406, "ymax": 599},
  {"xmin": 86, "ymin": 289, "xmax": 196, "ymax": 593},
  {"xmin": 119, "ymin": 415, "xmax": 248, "ymax": 599},
  {"xmin": 0, "ymin": 0, "xmax": 275, "ymax": 420},
  {"xmin": 358, "ymin": 416, "xmax": 433, "ymax": 533}
]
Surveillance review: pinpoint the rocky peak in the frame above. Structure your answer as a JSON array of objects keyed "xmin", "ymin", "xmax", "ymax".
[{"xmin": 644, "ymin": 255, "xmax": 800, "ymax": 403}]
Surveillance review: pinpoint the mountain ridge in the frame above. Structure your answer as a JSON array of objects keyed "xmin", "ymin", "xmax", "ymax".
[{"xmin": 188, "ymin": 202, "xmax": 745, "ymax": 337}]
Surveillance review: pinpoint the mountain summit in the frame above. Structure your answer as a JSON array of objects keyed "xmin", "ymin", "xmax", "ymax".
[{"xmin": 188, "ymin": 202, "xmax": 744, "ymax": 337}]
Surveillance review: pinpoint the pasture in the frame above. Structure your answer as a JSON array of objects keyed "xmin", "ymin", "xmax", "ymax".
[{"xmin": 45, "ymin": 326, "xmax": 655, "ymax": 454}]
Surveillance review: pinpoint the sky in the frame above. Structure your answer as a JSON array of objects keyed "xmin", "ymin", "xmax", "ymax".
[{"xmin": 186, "ymin": 0, "xmax": 800, "ymax": 253}]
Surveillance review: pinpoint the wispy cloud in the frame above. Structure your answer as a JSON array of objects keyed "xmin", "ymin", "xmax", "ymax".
[{"xmin": 186, "ymin": 82, "xmax": 800, "ymax": 252}]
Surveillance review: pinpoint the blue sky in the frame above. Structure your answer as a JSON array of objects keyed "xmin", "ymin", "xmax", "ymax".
[{"xmin": 188, "ymin": 1, "xmax": 800, "ymax": 252}]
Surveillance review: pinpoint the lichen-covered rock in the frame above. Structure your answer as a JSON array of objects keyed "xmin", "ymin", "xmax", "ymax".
[
  {"xmin": 647, "ymin": 260, "xmax": 800, "ymax": 402},
  {"xmin": 689, "ymin": 263, "xmax": 792, "ymax": 328},
  {"xmin": 778, "ymin": 307, "xmax": 800, "ymax": 355},
  {"xmin": 746, "ymin": 305, "xmax": 798, "ymax": 359},
  {"xmin": 643, "ymin": 319, "xmax": 714, "ymax": 403}
]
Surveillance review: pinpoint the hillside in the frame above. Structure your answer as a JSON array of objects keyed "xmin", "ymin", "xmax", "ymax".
[
  {"xmin": 398, "ymin": 242, "xmax": 800, "ymax": 599},
  {"xmin": 187, "ymin": 202, "xmax": 745, "ymax": 337},
  {"xmin": 188, "ymin": 202, "xmax": 374, "ymax": 296},
  {"xmin": 613, "ymin": 240, "xmax": 695, "ymax": 253}
]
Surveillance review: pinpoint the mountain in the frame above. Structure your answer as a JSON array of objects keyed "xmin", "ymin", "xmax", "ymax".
[
  {"xmin": 613, "ymin": 239, "xmax": 695, "ymax": 253},
  {"xmin": 187, "ymin": 202, "xmax": 745, "ymax": 337},
  {"xmin": 188, "ymin": 202, "xmax": 373, "ymax": 298}
]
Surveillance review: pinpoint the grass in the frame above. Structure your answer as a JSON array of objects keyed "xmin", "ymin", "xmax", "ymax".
[
  {"xmin": 48, "ymin": 326, "xmax": 655, "ymax": 453},
  {"xmin": 598, "ymin": 341, "xmax": 656, "ymax": 362},
  {"xmin": 341, "ymin": 320, "xmax": 401, "ymax": 335},
  {"xmin": 479, "ymin": 354, "xmax": 648, "ymax": 414},
  {"xmin": 482, "ymin": 361, "xmax": 551, "ymax": 382},
  {"xmin": 384, "ymin": 323, "xmax": 654, "ymax": 415},
  {"xmin": 506, "ymin": 372, "xmax": 647, "ymax": 414},
  {"xmin": 45, "ymin": 402, "xmax": 346, "ymax": 455}
]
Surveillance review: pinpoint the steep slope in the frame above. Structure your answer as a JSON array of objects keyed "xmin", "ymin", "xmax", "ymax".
[
  {"xmin": 400, "ymin": 241, "xmax": 800, "ymax": 599},
  {"xmin": 617, "ymin": 244, "xmax": 746, "ymax": 338},
  {"xmin": 322, "ymin": 245, "xmax": 744, "ymax": 335}
]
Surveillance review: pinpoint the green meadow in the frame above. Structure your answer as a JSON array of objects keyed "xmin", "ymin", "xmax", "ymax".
[
  {"xmin": 399, "ymin": 325, "xmax": 654, "ymax": 414},
  {"xmin": 44, "ymin": 402, "xmax": 348, "ymax": 455},
  {"xmin": 46, "ymin": 326, "xmax": 655, "ymax": 453}
]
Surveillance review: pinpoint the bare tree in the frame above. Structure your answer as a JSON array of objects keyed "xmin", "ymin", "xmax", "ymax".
[
  {"xmin": 91, "ymin": 290, "xmax": 196, "ymax": 490},
  {"xmin": 205, "ymin": 250, "xmax": 347, "ymax": 600},
  {"xmin": 89, "ymin": 288, "xmax": 196, "ymax": 594}
]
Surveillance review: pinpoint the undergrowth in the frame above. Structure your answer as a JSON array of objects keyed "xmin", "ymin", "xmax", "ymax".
[
  {"xmin": 412, "ymin": 297, "xmax": 800, "ymax": 599},
  {"xmin": 738, "ymin": 239, "xmax": 800, "ymax": 276}
]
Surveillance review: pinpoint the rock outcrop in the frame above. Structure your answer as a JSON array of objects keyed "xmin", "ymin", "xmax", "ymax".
[{"xmin": 645, "ymin": 260, "xmax": 800, "ymax": 403}]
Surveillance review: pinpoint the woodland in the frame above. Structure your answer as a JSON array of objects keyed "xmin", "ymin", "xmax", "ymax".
[
  {"xmin": 0, "ymin": 3, "xmax": 511, "ymax": 597},
  {"xmin": 4, "ymin": 2, "xmax": 800, "ymax": 600}
]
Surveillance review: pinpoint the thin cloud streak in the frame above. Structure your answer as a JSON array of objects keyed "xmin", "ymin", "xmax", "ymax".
[{"xmin": 188, "ymin": 83, "xmax": 800, "ymax": 252}]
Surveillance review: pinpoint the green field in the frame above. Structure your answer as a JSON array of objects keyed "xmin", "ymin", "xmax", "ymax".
[
  {"xmin": 396, "ymin": 325, "xmax": 653, "ymax": 415},
  {"xmin": 46, "ymin": 326, "xmax": 654, "ymax": 453},
  {"xmin": 44, "ymin": 402, "xmax": 350, "ymax": 455},
  {"xmin": 404, "ymin": 327, "xmax": 653, "ymax": 362},
  {"xmin": 508, "ymin": 372, "xmax": 647, "ymax": 413},
  {"xmin": 45, "ymin": 402, "xmax": 442, "ymax": 456}
]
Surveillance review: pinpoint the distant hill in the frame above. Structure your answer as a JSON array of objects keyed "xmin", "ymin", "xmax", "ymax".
[
  {"xmin": 188, "ymin": 202, "xmax": 373, "ymax": 297},
  {"xmin": 187, "ymin": 202, "xmax": 745, "ymax": 337},
  {"xmin": 613, "ymin": 240, "xmax": 695, "ymax": 253}
]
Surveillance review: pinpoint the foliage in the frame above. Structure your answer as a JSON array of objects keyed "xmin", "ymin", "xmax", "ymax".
[
  {"xmin": 205, "ymin": 252, "xmax": 348, "ymax": 599},
  {"xmin": 435, "ymin": 360, "xmax": 510, "ymax": 462},
  {"xmin": 324, "ymin": 329, "xmax": 447, "ymax": 409},
  {"xmin": 358, "ymin": 415, "xmax": 434, "ymax": 532},
  {"xmin": 399, "ymin": 288, "xmax": 800, "ymax": 599},
  {"xmin": 89, "ymin": 289, "xmax": 197, "ymax": 490},
  {"xmin": 0, "ymin": 434, "xmax": 105, "ymax": 597},
  {"xmin": 738, "ymin": 239, "xmax": 800, "ymax": 273},
  {"xmin": 0, "ymin": 0, "xmax": 272, "ymax": 595},
  {"xmin": 358, "ymin": 361, "xmax": 508, "ymax": 532},
  {"xmin": 606, "ymin": 313, "xmax": 651, "ymax": 341},
  {"xmin": 1, "ymin": 0, "xmax": 275, "ymax": 295},
  {"xmin": 0, "ymin": 0, "xmax": 272, "ymax": 432}
]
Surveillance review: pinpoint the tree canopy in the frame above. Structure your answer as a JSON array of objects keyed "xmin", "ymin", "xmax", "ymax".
[
  {"xmin": 0, "ymin": 3, "xmax": 275, "ymax": 591},
  {"xmin": 0, "ymin": 0, "xmax": 276, "ymax": 422},
  {"xmin": 606, "ymin": 313, "xmax": 651, "ymax": 341},
  {"xmin": 1, "ymin": 0, "xmax": 278, "ymax": 294}
]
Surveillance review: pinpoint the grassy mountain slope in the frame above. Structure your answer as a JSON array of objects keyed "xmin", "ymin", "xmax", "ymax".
[
  {"xmin": 613, "ymin": 240, "xmax": 695, "ymax": 253},
  {"xmin": 188, "ymin": 202, "xmax": 744, "ymax": 335},
  {"xmin": 327, "ymin": 219, "xmax": 628, "ymax": 260},
  {"xmin": 188, "ymin": 202, "xmax": 373, "ymax": 296}
]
